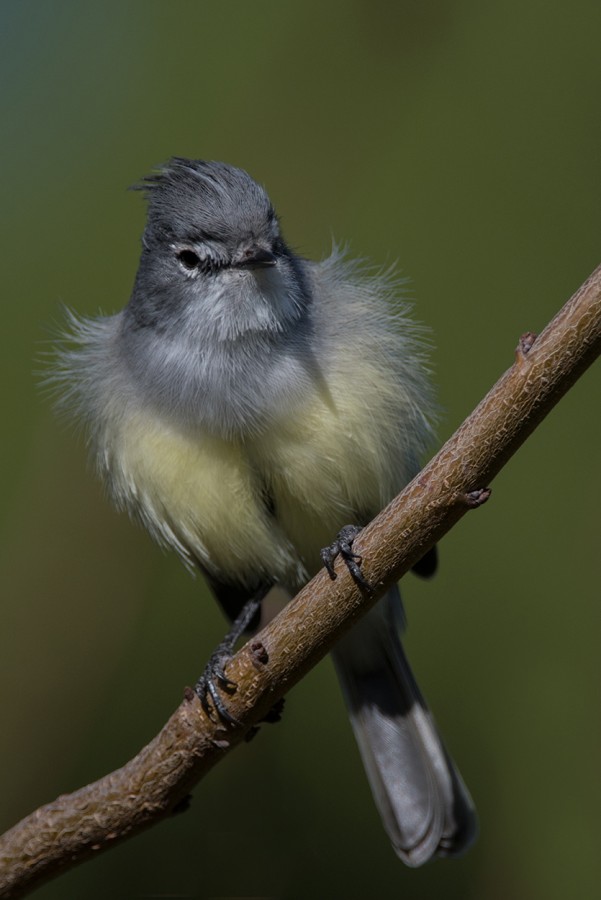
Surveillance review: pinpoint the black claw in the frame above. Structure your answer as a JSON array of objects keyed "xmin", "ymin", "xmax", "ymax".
[
  {"xmin": 243, "ymin": 697, "xmax": 287, "ymax": 742},
  {"xmin": 262, "ymin": 697, "xmax": 286, "ymax": 723},
  {"xmin": 194, "ymin": 591, "xmax": 264, "ymax": 726},
  {"xmin": 412, "ymin": 544, "xmax": 439, "ymax": 579},
  {"xmin": 321, "ymin": 524, "xmax": 370, "ymax": 589},
  {"xmin": 171, "ymin": 794, "xmax": 193, "ymax": 816},
  {"xmin": 196, "ymin": 652, "xmax": 242, "ymax": 725}
]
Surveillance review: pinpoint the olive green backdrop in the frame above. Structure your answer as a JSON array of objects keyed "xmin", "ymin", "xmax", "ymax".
[{"xmin": 1, "ymin": 2, "xmax": 600, "ymax": 898}]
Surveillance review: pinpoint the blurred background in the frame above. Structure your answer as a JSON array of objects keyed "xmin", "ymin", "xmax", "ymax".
[{"xmin": 1, "ymin": 2, "xmax": 600, "ymax": 898}]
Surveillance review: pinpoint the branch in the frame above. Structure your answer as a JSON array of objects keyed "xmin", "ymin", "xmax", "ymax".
[{"xmin": 2, "ymin": 263, "xmax": 600, "ymax": 898}]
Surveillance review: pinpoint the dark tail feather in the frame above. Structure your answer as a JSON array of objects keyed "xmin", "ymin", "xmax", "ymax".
[{"xmin": 332, "ymin": 587, "xmax": 477, "ymax": 866}]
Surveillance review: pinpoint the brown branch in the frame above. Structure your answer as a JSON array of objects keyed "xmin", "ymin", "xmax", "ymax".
[{"xmin": 2, "ymin": 263, "xmax": 601, "ymax": 898}]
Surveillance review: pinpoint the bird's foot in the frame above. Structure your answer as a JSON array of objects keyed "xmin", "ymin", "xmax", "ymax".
[
  {"xmin": 320, "ymin": 524, "xmax": 370, "ymax": 589},
  {"xmin": 195, "ymin": 592, "xmax": 263, "ymax": 725},
  {"xmin": 195, "ymin": 647, "xmax": 240, "ymax": 725}
]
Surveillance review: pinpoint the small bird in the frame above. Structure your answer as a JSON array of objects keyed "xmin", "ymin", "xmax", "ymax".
[{"xmin": 53, "ymin": 158, "xmax": 477, "ymax": 865}]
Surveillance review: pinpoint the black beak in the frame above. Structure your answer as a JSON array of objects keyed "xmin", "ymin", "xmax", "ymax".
[{"xmin": 237, "ymin": 247, "xmax": 277, "ymax": 269}]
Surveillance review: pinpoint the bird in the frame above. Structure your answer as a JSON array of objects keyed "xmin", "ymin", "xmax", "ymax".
[{"xmin": 52, "ymin": 157, "xmax": 477, "ymax": 866}]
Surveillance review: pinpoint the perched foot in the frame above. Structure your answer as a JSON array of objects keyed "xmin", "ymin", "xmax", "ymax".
[
  {"xmin": 195, "ymin": 593, "xmax": 263, "ymax": 725},
  {"xmin": 321, "ymin": 524, "xmax": 370, "ymax": 588},
  {"xmin": 196, "ymin": 646, "xmax": 240, "ymax": 725}
]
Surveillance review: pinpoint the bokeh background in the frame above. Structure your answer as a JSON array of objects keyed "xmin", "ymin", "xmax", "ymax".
[{"xmin": 1, "ymin": 2, "xmax": 600, "ymax": 898}]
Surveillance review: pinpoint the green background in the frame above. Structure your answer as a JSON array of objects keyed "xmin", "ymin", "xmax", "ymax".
[{"xmin": 2, "ymin": 2, "xmax": 600, "ymax": 898}]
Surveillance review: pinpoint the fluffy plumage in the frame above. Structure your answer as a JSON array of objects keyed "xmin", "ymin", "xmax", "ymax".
[{"xmin": 51, "ymin": 158, "xmax": 476, "ymax": 864}]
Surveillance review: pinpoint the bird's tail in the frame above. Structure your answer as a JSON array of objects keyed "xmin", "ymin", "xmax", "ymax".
[{"xmin": 331, "ymin": 587, "xmax": 477, "ymax": 866}]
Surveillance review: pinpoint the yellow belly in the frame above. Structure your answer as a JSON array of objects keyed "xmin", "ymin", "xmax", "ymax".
[{"xmin": 105, "ymin": 353, "xmax": 412, "ymax": 588}]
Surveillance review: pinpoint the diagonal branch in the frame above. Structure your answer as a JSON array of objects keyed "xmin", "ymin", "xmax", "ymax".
[{"xmin": 1, "ymin": 263, "xmax": 600, "ymax": 899}]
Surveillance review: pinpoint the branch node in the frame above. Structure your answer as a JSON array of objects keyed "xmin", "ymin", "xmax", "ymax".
[
  {"xmin": 250, "ymin": 641, "xmax": 269, "ymax": 667},
  {"xmin": 516, "ymin": 331, "xmax": 538, "ymax": 358},
  {"xmin": 462, "ymin": 487, "xmax": 492, "ymax": 508}
]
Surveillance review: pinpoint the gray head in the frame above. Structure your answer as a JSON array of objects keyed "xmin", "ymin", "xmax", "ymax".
[
  {"xmin": 141, "ymin": 158, "xmax": 277, "ymax": 260},
  {"xmin": 116, "ymin": 159, "xmax": 314, "ymax": 435},
  {"xmin": 125, "ymin": 158, "xmax": 310, "ymax": 340}
]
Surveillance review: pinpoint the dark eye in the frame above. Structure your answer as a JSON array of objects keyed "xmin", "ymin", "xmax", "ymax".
[{"xmin": 177, "ymin": 249, "xmax": 201, "ymax": 270}]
